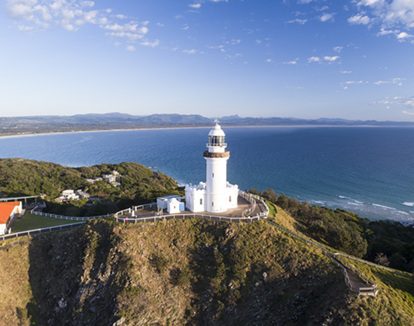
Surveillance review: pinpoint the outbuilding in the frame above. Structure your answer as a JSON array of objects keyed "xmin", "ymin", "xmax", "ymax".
[{"xmin": 156, "ymin": 195, "xmax": 185, "ymax": 214}]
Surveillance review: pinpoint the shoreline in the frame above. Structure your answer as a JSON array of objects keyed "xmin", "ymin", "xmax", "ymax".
[{"xmin": 1, "ymin": 123, "xmax": 413, "ymax": 140}]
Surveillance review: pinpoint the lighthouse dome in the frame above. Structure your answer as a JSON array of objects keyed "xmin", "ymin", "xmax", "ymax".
[{"xmin": 208, "ymin": 122, "xmax": 225, "ymax": 137}]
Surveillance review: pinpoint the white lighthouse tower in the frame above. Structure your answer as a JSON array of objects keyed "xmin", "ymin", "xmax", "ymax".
[
  {"xmin": 205, "ymin": 122, "xmax": 231, "ymax": 212},
  {"xmin": 185, "ymin": 122, "xmax": 239, "ymax": 213}
]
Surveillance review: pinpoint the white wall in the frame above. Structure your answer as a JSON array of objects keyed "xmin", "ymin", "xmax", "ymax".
[
  {"xmin": 205, "ymin": 157, "xmax": 229, "ymax": 213},
  {"xmin": 167, "ymin": 199, "xmax": 182, "ymax": 214},
  {"xmin": 157, "ymin": 198, "xmax": 168, "ymax": 210},
  {"xmin": 185, "ymin": 186, "xmax": 206, "ymax": 212},
  {"xmin": 226, "ymin": 186, "xmax": 239, "ymax": 209},
  {"xmin": 0, "ymin": 224, "xmax": 7, "ymax": 235}
]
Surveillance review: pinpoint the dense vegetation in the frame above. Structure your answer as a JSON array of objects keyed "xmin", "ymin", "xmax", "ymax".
[
  {"xmin": 0, "ymin": 219, "xmax": 412, "ymax": 325},
  {"xmin": 0, "ymin": 158, "xmax": 179, "ymax": 216},
  {"xmin": 253, "ymin": 189, "xmax": 414, "ymax": 273}
]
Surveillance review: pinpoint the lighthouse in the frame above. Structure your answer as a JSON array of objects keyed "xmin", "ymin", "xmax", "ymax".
[
  {"xmin": 204, "ymin": 122, "xmax": 231, "ymax": 212},
  {"xmin": 185, "ymin": 122, "xmax": 239, "ymax": 213}
]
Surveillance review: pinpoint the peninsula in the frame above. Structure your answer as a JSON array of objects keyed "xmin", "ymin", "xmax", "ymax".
[
  {"xmin": 2, "ymin": 113, "xmax": 414, "ymax": 138},
  {"xmin": 0, "ymin": 157, "xmax": 413, "ymax": 325}
]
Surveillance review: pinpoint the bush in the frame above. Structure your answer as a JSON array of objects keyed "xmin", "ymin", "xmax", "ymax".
[{"xmin": 150, "ymin": 254, "xmax": 168, "ymax": 274}]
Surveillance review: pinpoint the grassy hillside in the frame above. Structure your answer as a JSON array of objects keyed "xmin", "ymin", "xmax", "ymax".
[
  {"xmin": 255, "ymin": 190, "xmax": 414, "ymax": 273},
  {"xmin": 0, "ymin": 218, "xmax": 412, "ymax": 325},
  {"xmin": 0, "ymin": 158, "xmax": 179, "ymax": 216}
]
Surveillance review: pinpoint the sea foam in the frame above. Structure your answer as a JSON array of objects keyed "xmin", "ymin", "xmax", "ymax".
[{"xmin": 402, "ymin": 202, "xmax": 414, "ymax": 207}]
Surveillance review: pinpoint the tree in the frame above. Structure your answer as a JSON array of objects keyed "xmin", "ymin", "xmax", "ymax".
[
  {"xmin": 262, "ymin": 188, "xmax": 277, "ymax": 203},
  {"xmin": 390, "ymin": 253, "xmax": 407, "ymax": 270}
]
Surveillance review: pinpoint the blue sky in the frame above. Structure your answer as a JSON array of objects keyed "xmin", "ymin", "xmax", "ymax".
[{"xmin": 1, "ymin": 0, "xmax": 414, "ymax": 121}]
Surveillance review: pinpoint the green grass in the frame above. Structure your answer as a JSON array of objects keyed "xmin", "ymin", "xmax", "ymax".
[
  {"xmin": 266, "ymin": 200, "xmax": 277, "ymax": 217},
  {"xmin": 10, "ymin": 212, "xmax": 79, "ymax": 233}
]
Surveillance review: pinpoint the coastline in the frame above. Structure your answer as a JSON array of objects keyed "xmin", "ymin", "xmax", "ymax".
[{"xmin": 0, "ymin": 123, "xmax": 411, "ymax": 140}]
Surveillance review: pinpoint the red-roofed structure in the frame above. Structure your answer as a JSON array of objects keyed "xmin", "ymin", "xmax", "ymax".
[{"xmin": 0, "ymin": 201, "xmax": 23, "ymax": 235}]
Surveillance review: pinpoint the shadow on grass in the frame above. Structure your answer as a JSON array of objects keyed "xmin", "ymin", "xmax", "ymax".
[
  {"xmin": 186, "ymin": 220, "xmax": 350, "ymax": 326},
  {"xmin": 26, "ymin": 221, "xmax": 129, "ymax": 325},
  {"xmin": 374, "ymin": 269, "xmax": 414, "ymax": 297}
]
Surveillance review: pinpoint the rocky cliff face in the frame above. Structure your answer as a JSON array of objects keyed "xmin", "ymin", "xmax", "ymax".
[{"xmin": 0, "ymin": 218, "xmax": 413, "ymax": 325}]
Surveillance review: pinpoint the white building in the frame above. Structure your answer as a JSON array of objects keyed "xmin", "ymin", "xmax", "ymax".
[
  {"xmin": 157, "ymin": 195, "xmax": 185, "ymax": 214},
  {"xmin": 103, "ymin": 171, "xmax": 121, "ymax": 187},
  {"xmin": 185, "ymin": 122, "xmax": 239, "ymax": 213},
  {"xmin": 0, "ymin": 201, "xmax": 23, "ymax": 235},
  {"xmin": 60, "ymin": 189, "xmax": 80, "ymax": 201}
]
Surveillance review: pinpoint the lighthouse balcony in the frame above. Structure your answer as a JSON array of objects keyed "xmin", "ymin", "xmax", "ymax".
[
  {"xmin": 203, "ymin": 150, "xmax": 230, "ymax": 158},
  {"xmin": 206, "ymin": 142, "xmax": 227, "ymax": 148}
]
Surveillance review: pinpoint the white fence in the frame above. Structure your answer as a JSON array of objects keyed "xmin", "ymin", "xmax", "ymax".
[
  {"xmin": 113, "ymin": 203, "xmax": 157, "ymax": 218},
  {"xmin": 0, "ymin": 222, "xmax": 85, "ymax": 241},
  {"xmin": 115, "ymin": 213, "xmax": 267, "ymax": 224},
  {"xmin": 31, "ymin": 207, "xmax": 113, "ymax": 221},
  {"xmin": 114, "ymin": 191, "xmax": 269, "ymax": 223},
  {"xmin": 0, "ymin": 192, "xmax": 269, "ymax": 241}
]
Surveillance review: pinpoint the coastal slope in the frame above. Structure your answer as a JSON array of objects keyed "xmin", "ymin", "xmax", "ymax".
[{"xmin": 0, "ymin": 217, "xmax": 413, "ymax": 325}]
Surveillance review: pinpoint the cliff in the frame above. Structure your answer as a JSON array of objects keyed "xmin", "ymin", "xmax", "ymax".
[{"xmin": 0, "ymin": 216, "xmax": 412, "ymax": 325}]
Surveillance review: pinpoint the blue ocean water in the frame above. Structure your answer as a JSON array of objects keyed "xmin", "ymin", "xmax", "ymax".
[{"xmin": 0, "ymin": 127, "xmax": 413, "ymax": 223}]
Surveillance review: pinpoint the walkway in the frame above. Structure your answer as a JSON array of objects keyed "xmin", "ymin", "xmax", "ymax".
[
  {"xmin": 0, "ymin": 195, "xmax": 40, "ymax": 202},
  {"xmin": 114, "ymin": 191, "xmax": 269, "ymax": 223},
  {"xmin": 266, "ymin": 219, "xmax": 378, "ymax": 296}
]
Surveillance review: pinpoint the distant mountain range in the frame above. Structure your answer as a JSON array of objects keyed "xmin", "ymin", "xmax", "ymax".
[{"xmin": 1, "ymin": 113, "xmax": 413, "ymax": 136}]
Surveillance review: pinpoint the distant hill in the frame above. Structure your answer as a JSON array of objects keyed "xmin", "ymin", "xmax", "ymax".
[{"xmin": 1, "ymin": 113, "xmax": 413, "ymax": 136}]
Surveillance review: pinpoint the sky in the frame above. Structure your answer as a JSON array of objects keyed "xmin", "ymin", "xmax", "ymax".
[{"xmin": 1, "ymin": 0, "xmax": 414, "ymax": 121}]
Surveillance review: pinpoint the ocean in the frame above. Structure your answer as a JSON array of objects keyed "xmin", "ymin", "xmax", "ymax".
[{"xmin": 0, "ymin": 126, "xmax": 413, "ymax": 223}]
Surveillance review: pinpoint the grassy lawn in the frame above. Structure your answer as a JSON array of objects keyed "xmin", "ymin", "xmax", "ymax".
[{"xmin": 10, "ymin": 212, "xmax": 81, "ymax": 233}]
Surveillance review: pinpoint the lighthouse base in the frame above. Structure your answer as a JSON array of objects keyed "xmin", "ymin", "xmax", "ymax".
[{"xmin": 185, "ymin": 182, "xmax": 239, "ymax": 213}]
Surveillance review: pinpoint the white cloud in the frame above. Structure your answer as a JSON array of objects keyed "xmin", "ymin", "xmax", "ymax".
[
  {"xmin": 348, "ymin": 14, "xmax": 371, "ymax": 25},
  {"xmin": 377, "ymin": 27, "xmax": 396, "ymax": 36},
  {"xmin": 320, "ymin": 13, "xmax": 334, "ymax": 22},
  {"xmin": 308, "ymin": 55, "xmax": 340, "ymax": 63},
  {"xmin": 373, "ymin": 77, "xmax": 403, "ymax": 85},
  {"xmin": 324, "ymin": 55, "xmax": 340, "ymax": 62},
  {"xmin": 7, "ymin": 0, "xmax": 156, "ymax": 51},
  {"xmin": 81, "ymin": 1, "xmax": 94, "ymax": 8},
  {"xmin": 308, "ymin": 56, "xmax": 321, "ymax": 63},
  {"xmin": 396, "ymin": 31, "xmax": 411, "ymax": 39},
  {"xmin": 345, "ymin": 80, "xmax": 368, "ymax": 84},
  {"xmin": 283, "ymin": 59, "xmax": 298, "ymax": 65},
  {"xmin": 358, "ymin": 0, "xmax": 384, "ymax": 6},
  {"xmin": 287, "ymin": 18, "xmax": 307, "ymax": 24},
  {"xmin": 343, "ymin": 80, "xmax": 369, "ymax": 89},
  {"xmin": 126, "ymin": 45, "xmax": 136, "ymax": 52},
  {"xmin": 378, "ymin": 96, "xmax": 414, "ymax": 110},
  {"xmin": 354, "ymin": 0, "xmax": 414, "ymax": 42},
  {"xmin": 340, "ymin": 70, "xmax": 353, "ymax": 74},
  {"xmin": 141, "ymin": 39, "xmax": 160, "ymax": 48},
  {"xmin": 183, "ymin": 48, "xmax": 198, "ymax": 55},
  {"xmin": 333, "ymin": 46, "xmax": 343, "ymax": 53},
  {"xmin": 189, "ymin": 3, "xmax": 202, "ymax": 9}
]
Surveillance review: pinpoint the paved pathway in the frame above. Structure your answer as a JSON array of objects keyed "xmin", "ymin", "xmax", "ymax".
[{"xmin": 266, "ymin": 219, "xmax": 378, "ymax": 296}]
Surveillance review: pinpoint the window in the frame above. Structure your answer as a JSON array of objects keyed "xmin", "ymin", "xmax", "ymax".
[
  {"xmin": 229, "ymin": 196, "xmax": 232, "ymax": 202},
  {"xmin": 200, "ymin": 198, "xmax": 203, "ymax": 205},
  {"xmin": 212, "ymin": 201, "xmax": 214, "ymax": 207},
  {"xmin": 212, "ymin": 173, "xmax": 214, "ymax": 178}
]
